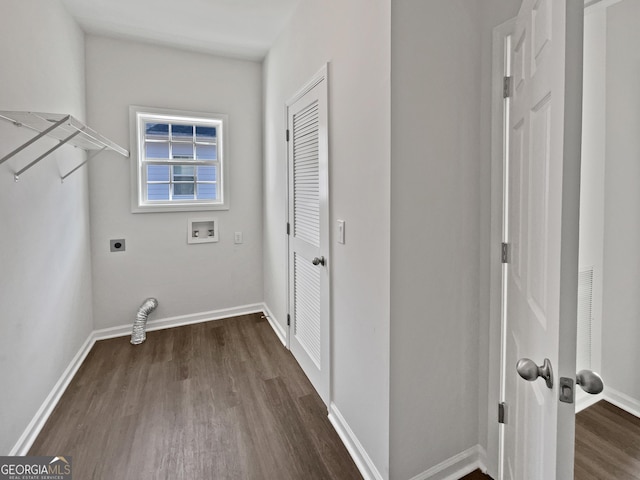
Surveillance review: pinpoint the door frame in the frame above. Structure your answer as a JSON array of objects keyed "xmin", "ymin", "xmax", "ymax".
[
  {"xmin": 487, "ymin": 17, "xmax": 517, "ymax": 479},
  {"xmin": 285, "ymin": 63, "xmax": 331, "ymax": 405},
  {"xmin": 487, "ymin": 2, "xmax": 584, "ymax": 477}
]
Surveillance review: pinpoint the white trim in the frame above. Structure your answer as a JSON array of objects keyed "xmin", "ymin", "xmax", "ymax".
[
  {"xmin": 327, "ymin": 403, "xmax": 384, "ymax": 480},
  {"xmin": 584, "ymin": 0, "xmax": 622, "ymax": 13},
  {"xmin": 575, "ymin": 391, "xmax": 604, "ymax": 413},
  {"xmin": 9, "ymin": 333, "xmax": 96, "ymax": 456},
  {"xmin": 604, "ymin": 388, "xmax": 640, "ymax": 419},
  {"xmin": 261, "ymin": 303, "xmax": 287, "ymax": 346},
  {"xmin": 286, "ymin": 64, "xmax": 328, "ymax": 108},
  {"xmin": 407, "ymin": 445, "xmax": 487, "ymax": 480},
  {"xmin": 478, "ymin": 445, "xmax": 488, "ymax": 473},
  {"xmin": 129, "ymin": 105, "xmax": 230, "ymax": 214},
  {"xmin": 93, "ymin": 303, "xmax": 264, "ymax": 340},
  {"xmin": 488, "ymin": 16, "xmax": 516, "ymax": 480}
]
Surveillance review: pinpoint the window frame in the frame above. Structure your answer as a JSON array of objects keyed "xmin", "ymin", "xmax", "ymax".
[{"xmin": 129, "ymin": 105, "xmax": 229, "ymax": 213}]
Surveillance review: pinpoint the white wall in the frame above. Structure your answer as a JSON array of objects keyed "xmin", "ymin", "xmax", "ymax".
[
  {"xmin": 601, "ymin": 0, "xmax": 640, "ymax": 403},
  {"xmin": 390, "ymin": 2, "xmax": 483, "ymax": 477},
  {"xmin": 577, "ymin": 5, "xmax": 606, "ymax": 391},
  {"xmin": 263, "ymin": 0, "xmax": 391, "ymax": 476},
  {"xmin": 0, "ymin": 0, "xmax": 92, "ymax": 454},
  {"xmin": 85, "ymin": 36, "xmax": 263, "ymax": 330},
  {"xmin": 390, "ymin": 1, "xmax": 520, "ymax": 478}
]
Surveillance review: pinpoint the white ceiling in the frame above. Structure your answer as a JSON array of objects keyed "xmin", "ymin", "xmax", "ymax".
[{"xmin": 61, "ymin": 0, "xmax": 302, "ymax": 61}]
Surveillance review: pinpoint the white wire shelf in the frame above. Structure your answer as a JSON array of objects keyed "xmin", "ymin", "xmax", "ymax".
[{"xmin": 0, "ymin": 111, "xmax": 129, "ymax": 182}]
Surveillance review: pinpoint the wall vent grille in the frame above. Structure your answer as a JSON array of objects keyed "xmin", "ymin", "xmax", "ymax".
[{"xmin": 577, "ymin": 267, "xmax": 594, "ymax": 371}]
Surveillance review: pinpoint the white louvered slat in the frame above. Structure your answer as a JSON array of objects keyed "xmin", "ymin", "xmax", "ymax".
[
  {"xmin": 287, "ymin": 68, "xmax": 329, "ymax": 406},
  {"xmin": 294, "ymin": 253, "xmax": 321, "ymax": 367},
  {"xmin": 294, "ymin": 147, "xmax": 319, "ymax": 157},
  {"xmin": 576, "ymin": 268, "xmax": 594, "ymax": 371},
  {"xmin": 294, "ymin": 104, "xmax": 319, "ymax": 124},
  {"xmin": 294, "ymin": 145, "xmax": 318, "ymax": 156},
  {"xmin": 294, "ymin": 136, "xmax": 319, "ymax": 146},
  {"xmin": 294, "ymin": 120, "xmax": 319, "ymax": 134},
  {"xmin": 294, "ymin": 161, "xmax": 318, "ymax": 170},
  {"xmin": 293, "ymin": 100, "xmax": 320, "ymax": 247}
]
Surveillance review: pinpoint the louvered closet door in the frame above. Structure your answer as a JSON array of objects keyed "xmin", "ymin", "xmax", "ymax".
[{"xmin": 287, "ymin": 69, "xmax": 329, "ymax": 406}]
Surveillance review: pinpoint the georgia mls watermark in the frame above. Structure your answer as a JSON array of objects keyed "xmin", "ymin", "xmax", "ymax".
[{"xmin": 0, "ymin": 456, "xmax": 72, "ymax": 480}]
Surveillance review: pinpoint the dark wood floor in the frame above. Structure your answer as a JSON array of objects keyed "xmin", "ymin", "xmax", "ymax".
[
  {"xmin": 459, "ymin": 401, "xmax": 640, "ymax": 480},
  {"xmin": 575, "ymin": 400, "xmax": 640, "ymax": 480},
  {"xmin": 29, "ymin": 313, "xmax": 362, "ymax": 479},
  {"xmin": 460, "ymin": 470, "xmax": 491, "ymax": 480}
]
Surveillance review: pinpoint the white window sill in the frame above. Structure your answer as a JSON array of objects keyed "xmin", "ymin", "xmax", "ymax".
[{"xmin": 131, "ymin": 202, "xmax": 229, "ymax": 214}]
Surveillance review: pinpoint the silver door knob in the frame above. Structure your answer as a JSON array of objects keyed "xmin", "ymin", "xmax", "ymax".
[
  {"xmin": 516, "ymin": 358, "xmax": 553, "ymax": 389},
  {"xmin": 576, "ymin": 370, "xmax": 604, "ymax": 395},
  {"xmin": 312, "ymin": 256, "xmax": 325, "ymax": 266}
]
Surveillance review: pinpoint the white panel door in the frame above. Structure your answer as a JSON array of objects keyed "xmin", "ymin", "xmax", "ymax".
[
  {"xmin": 501, "ymin": 1, "xmax": 583, "ymax": 479},
  {"xmin": 287, "ymin": 68, "xmax": 330, "ymax": 406}
]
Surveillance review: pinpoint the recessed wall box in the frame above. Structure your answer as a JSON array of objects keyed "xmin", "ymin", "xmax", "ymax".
[
  {"xmin": 188, "ymin": 218, "xmax": 218, "ymax": 244},
  {"xmin": 110, "ymin": 239, "xmax": 126, "ymax": 252}
]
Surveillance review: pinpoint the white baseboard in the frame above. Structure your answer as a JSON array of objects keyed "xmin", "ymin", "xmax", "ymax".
[
  {"xmin": 408, "ymin": 444, "xmax": 485, "ymax": 480},
  {"xmin": 477, "ymin": 445, "xmax": 488, "ymax": 474},
  {"xmin": 261, "ymin": 303, "xmax": 287, "ymax": 346},
  {"xmin": 327, "ymin": 402, "xmax": 485, "ymax": 480},
  {"xmin": 9, "ymin": 303, "xmax": 271, "ymax": 456},
  {"xmin": 576, "ymin": 390, "xmax": 604, "ymax": 413},
  {"xmin": 328, "ymin": 403, "xmax": 385, "ymax": 480},
  {"xmin": 93, "ymin": 303, "xmax": 265, "ymax": 341},
  {"xmin": 9, "ymin": 333, "xmax": 96, "ymax": 456},
  {"xmin": 604, "ymin": 387, "xmax": 640, "ymax": 418}
]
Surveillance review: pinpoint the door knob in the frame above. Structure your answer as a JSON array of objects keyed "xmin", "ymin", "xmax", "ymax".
[
  {"xmin": 576, "ymin": 370, "xmax": 604, "ymax": 395},
  {"xmin": 516, "ymin": 358, "xmax": 553, "ymax": 389},
  {"xmin": 312, "ymin": 256, "xmax": 325, "ymax": 266}
]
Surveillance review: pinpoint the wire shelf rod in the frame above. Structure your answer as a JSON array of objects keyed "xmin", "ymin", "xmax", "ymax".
[
  {"xmin": 14, "ymin": 129, "xmax": 83, "ymax": 181},
  {"xmin": 61, "ymin": 146, "xmax": 108, "ymax": 182},
  {"xmin": 0, "ymin": 115, "xmax": 70, "ymax": 166}
]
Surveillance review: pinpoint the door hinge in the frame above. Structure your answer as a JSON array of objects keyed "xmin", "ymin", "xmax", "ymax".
[
  {"xmin": 287, "ymin": 314, "xmax": 291, "ymax": 326},
  {"xmin": 287, "ymin": 222, "xmax": 291, "ymax": 235},
  {"xmin": 498, "ymin": 402, "xmax": 507, "ymax": 424},
  {"xmin": 501, "ymin": 242, "xmax": 510, "ymax": 264},
  {"xmin": 286, "ymin": 129, "xmax": 290, "ymax": 142},
  {"xmin": 503, "ymin": 76, "xmax": 513, "ymax": 99}
]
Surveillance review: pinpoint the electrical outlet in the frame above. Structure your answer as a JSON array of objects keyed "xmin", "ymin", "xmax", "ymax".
[
  {"xmin": 234, "ymin": 232, "xmax": 243, "ymax": 244},
  {"xmin": 110, "ymin": 239, "xmax": 126, "ymax": 252}
]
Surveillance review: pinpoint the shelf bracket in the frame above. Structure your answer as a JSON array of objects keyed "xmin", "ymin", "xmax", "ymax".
[
  {"xmin": 0, "ymin": 111, "xmax": 129, "ymax": 182},
  {"xmin": 0, "ymin": 115, "xmax": 70, "ymax": 167},
  {"xmin": 14, "ymin": 129, "xmax": 83, "ymax": 182},
  {"xmin": 61, "ymin": 146, "xmax": 108, "ymax": 183}
]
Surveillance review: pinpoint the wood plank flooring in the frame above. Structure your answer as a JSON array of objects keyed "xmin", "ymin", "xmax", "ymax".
[
  {"xmin": 459, "ymin": 401, "xmax": 640, "ymax": 480},
  {"xmin": 29, "ymin": 313, "xmax": 362, "ymax": 480},
  {"xmin": 459, "ymin": 470, "xmax": 492, "ymax": 479},
  {"xmin": 575, "ymin": 400, "xmax": 640, "ymax": 480}
]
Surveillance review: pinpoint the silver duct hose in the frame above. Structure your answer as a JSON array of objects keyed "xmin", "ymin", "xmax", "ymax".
[{"xmin": 130, "ymin": 297, "xmax": 158, "ymax": 345}]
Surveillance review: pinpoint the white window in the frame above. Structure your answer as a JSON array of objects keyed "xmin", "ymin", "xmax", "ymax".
[{"xmin": 130, "ymin": 106, "xmax": 228, "ymax": 213}]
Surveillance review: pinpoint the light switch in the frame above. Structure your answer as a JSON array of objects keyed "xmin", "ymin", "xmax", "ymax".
[
  {"xmin": 234, "ymin": 232, "xmax": 243, "ymax": 244},
  {"xmin": 337, "ymin": 220, "xmax": 345, "ymax": 244}
]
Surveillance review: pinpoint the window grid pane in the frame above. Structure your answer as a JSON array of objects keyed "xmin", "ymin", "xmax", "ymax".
[
  {"xmin": 145, "ymin": 123, "xmax": 169, "ymax": 141},
  {"xmin": 171, "ymin": 124, "xmax": 193, "ymax": 140},
  {"xmin": 196, "ymin": 126, "xmax": 216, "ymax": 143},
  {"xmin": 138, "ymin": 112, "xmax": 223, "ymax": 208},
  {"xmin": 144, "ymin": 161, "xmax": 219, "ymax": 202}
]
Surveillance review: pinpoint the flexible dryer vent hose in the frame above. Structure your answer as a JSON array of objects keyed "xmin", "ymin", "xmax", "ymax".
[{"xmin": 130, "ymin": 297, "xmax": 159, "ymax": 345}]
